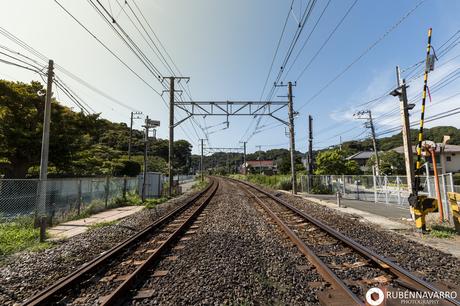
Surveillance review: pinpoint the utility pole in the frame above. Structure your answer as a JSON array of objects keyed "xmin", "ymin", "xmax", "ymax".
[
  {"xmin": 288, "ymin": 82, "xmax": 297, "ymax": 194},
  {"xmin": 142, "ymin": 116, "xmax": 150, "ymax": 202},
  {"xmin": 368, "ymin": 111, "xmax": 379, "ymax": 176},
  {"xmin": 163, "ymin": 76, "xmax": 189, "ymax": 196},
  {"xmin": 354, "ymin": 110, "xmax": 380, "ymax": 175},
  {"xmin": 168, "ymin": 77, "xmax": 175, "ymax": 196},
  {"xmin": 240, "ymin": 141, "xmax": 247, "ymax": 174},
  {"xmin": 141, "ymin": 117, "xmax": 160, "ymax": 201},
  {"xmin": 200, "ymin": 139, "xmax": 204, "ymax": 182},
  {"xmin": 37, "ymin": 60, "xmax": 54, "ymax": 242},
  {"xmin": 273, "ymin": 81, "xmax": 297, "ymax": 193},
  {"xmin": 391, "ymin": 66, "xmax": 414, "ymax": 191},
  {"xmin": 128, "ymin": 111, "xmax": 142, "ymax": 160},
  {"xmin": 308, "ymin": 115, "xmax": 313, "ymax": 190},
  {"xmin": 256, "ymin": 145, "xmax": 262, "ymax": 174}
]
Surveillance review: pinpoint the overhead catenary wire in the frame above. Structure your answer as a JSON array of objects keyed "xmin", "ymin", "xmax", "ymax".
[
  {"xmin": 114, "ymin": 0, "xmax": 208, "ymax": 139},
  {"xmin": 265, "ymin": 0, "xmax": 318, "ymax": 102},
  {"xmin": 56, "ymin": 0, "xmax": 208, "ymax": 144},
  {"xmin": 0, "ymin": 27, "xmax": 140, "ymax": 112},
  {"xmin": 295, "ymin": 0, "xmax": 358, "ymax": 83},
  {"xmin": 304, "ymin": 27, "xmax": 460, "ymax": 141},
  {"xmin": 282, "ymin": 0, "xmax": 332, "ymax": 80},
  {"xmin": 87, "ymin": 0, "xmax": 163, "ymax": 80},
  {"xmin": 258, "ymin": 0, "xmax": 294, "ymax": 102},
  {"xmin": 54, "ymin": 0, "xmax": 162, "ymax": 96},
  {"xmin": 297, "ymin": 0, "xmax": 425, "ymax": 112},
  {"xmin": 244, "ymin": 0, "xmax": 319, "ymax": 142}
]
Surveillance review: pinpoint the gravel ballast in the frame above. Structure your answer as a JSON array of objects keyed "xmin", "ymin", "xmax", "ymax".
[
  {"xmin": 2, "ymin": 177, "xmax": 458, "ymax": 305},
  {"xmin": 271, "ymin": 187, "xmax": 460, "ymax": 286},
  {"xmin": 130, "ymin": 179, "xmax": 323, "ymax": 305},
  {"xmin": 0, "ymin": 192, "xmax": 197, "ymax": 305}
]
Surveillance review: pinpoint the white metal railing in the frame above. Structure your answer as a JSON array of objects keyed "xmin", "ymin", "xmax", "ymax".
[{"xmin": 300, "ymin": 173, "xmax": 457, "ymax": 221}]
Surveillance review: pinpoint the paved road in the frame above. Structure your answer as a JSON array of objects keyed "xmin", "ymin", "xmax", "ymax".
[
  {"xmin": 301, "ymin": 193, "xmax": 411, "ymax": 221},
  {"xmin": 48, "ymin": 206, "xmax": 144, "ymax": 239}
]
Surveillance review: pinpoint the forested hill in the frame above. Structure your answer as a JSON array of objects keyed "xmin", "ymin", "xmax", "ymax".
[
  {"xmin": 340, "ymin": 126, "xmax": 460, "ymax": 154},
  {"xmin": 0, "ymin": 80, "xmax": 192, "ymax": 178},
  {"xmin": 190, "ymin": 126, "xmax": 460, "ymax": 175}
]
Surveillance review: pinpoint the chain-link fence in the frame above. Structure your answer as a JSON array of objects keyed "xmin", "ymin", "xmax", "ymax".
[
  {"xmin": 0, "ymin": 177, "xmax": 139, "ymax": 223},
  {"xmin": 300, "ymin": 173, "xmax": 457, "ymax": 221},
  {"xmin": 162, "ymin": 175, "xmax": 196, "ymax": 184}
]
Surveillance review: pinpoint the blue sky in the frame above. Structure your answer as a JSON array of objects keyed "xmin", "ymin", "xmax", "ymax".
[{"xmin": 1, "ymin": 0, "xmax": 459, "ymax": 154}]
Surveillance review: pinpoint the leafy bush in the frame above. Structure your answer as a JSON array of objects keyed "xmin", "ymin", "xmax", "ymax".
[
  {"xmin": 310, "ymin": 186, "xmax": 332, "ymax": 194},
  {"xmin": 453, "ymin": 173, "xmax": 460, "ymax": 185},
  {"xmin": 277, "ymin": 178, "xmax": 292, "ymax": 191}
]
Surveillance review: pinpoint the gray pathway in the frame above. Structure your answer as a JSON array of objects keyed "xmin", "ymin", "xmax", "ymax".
[{"xmin": 302, "ymin": 193, "xmax": 411, "ymax": 221}]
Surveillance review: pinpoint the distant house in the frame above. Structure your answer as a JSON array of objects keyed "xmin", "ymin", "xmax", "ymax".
[
  {"xmin": 346, "ymin": 151, "xmax": 376, "ymax": 172},
  {"xmin": 392, "ymin": 144, "xmax": 460, "ymax": 174},
  {"xmin": 241, "ymin": 160, "xmax": 277, "ymax": 175}
]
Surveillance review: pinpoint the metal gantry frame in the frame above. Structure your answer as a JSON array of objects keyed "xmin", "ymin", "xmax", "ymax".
[
  {"xmin": 173, "ymin": 101, "xmax": 289, "ymax": 127},
  {"xmin": 166, "ymin": 78, "xmax": 297, "ymax": 195}
]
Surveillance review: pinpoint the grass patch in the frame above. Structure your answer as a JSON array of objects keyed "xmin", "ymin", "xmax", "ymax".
[
  {"xmin": 144, "ymin": 197, "xmax": 170, "ymax": 209},
  {"xmin": 0, "ymin": 217, "xmax": 51, "ymax": 258},
  {"xmin": 429, "ymin": 224, "xmax": 457, "ymax": 239},
  {"xmin": 88, "ymin": 220, "xmax": 118, "ymax": 230},
  {"xmin": 191, "ymin": 178, "xmax": 208, "ymax": 191},
  {"xmin": 229, "ymin": 174, "xmax": 294, "ymax": 190}
]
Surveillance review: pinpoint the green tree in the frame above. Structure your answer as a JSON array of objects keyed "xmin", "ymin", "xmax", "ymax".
[
  {"xmin": 173, "ymin": 140, "xmax": 192, "ymax": 174},
  {"xmin": 278, "ymin": 154, "xmax": 304, "ymax": 174},
  {"xmin": 366, "ymin": 150, "xmax": 405, "ymax": 175},
  {"xmin": 131, "ymin": 155, "xmax": 168, "ymax": 175},
  {"xmin": 113, "ymin": 159, "xmax": 141, "ymax": 177},
  {"xmin": 69, "ymin": 144, "xmax": 123, "ymax": 176},
  {"xmin": 0, "ymin": 80, "xmax": 92, "ymax": 177},
  {"xmin": 0, "ymin": 80, "xmax": 46, "ymax": 177},
  {"xmin": 314, "ymin": 149, "xmax": 361, "ymax": 175}
]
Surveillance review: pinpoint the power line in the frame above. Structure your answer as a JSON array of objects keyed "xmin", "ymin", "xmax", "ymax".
[
  {"xmin": 0, "ymin": 57, "xmax": 43, "ymax": 74},
  {"xmin": 0, "ymin": 47, "xmax": 45, "ymax": 70},
  {"xmin": 297, "ymin": 0, "xmax": 425, "ymax": 111},
  {"xmin": 87, "ymin": 0, "xmax": 163, "ymax": 79},
  {"xmin": 0, "ymin": 27, "xmax": 140, "ymax": 112},
  {"xmin": 258, "ymin": 0, "xmax": 294, "ymax": 101},
  {"xmin": 265, "ymin": 0, "xmax": 318, "ymax": 101},
  {"xmin": 117, "ymin": 0, "xmax": 175, "ymax": 77},
  {"xmin": 282, "ymin": 0, "xmax": 332, "ymax": 80},
  {"xmin": 54, "ymin": 0, "xmax": 162, "ymax": 96},
  {"xmin": 245, "ymin": 0, "xmax": 319, "ymax": 142},
  {"xmin": 295, "ymin": 0, "xmax": 358, "ymax": 82}
]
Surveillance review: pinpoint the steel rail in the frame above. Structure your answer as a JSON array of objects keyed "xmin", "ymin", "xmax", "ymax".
[
  {"xmin": 241, "ymin": 184, "xmax": 363, "ymax": 306},
  {"xmin": 101, "ymin": 179, "xmax": 219, "ymax": 305},
  {"xmin": 231, "ymin": 178, "xmax": 460, "ymax": 306},
  {"xmin": 23, "ymin": 179, "xmax": 217, "ymax": 306}
]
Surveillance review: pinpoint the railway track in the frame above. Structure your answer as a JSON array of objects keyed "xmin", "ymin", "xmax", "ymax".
[
  {"xmin": 23, "ymin": 178, "xmax": 219, "ymax": 306},
  {"xmin": 231, "ymin": 178, "xmax": 460, "ymax": 306}
]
